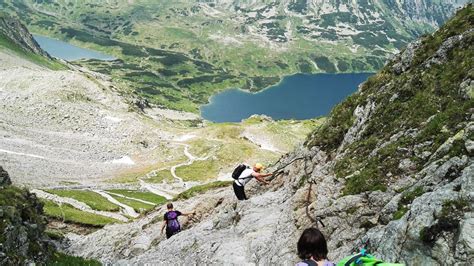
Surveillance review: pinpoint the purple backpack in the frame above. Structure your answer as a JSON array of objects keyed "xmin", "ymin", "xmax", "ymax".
[{"xmin": 166, "ymin": 211, "xmax": 181, "ymax": 233}]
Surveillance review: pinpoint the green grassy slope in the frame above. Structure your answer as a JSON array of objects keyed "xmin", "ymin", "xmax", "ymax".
[
  {"xmin": 41, "ymin": 199, "xmax": 120, "ymax": 227},
  {"xmin": 306, "ymin": 5, "xmax": 474, "ymax": 195},
  {"xmin": 174, "ymin": 181, "xmax": 233, "ymax": 200},
  {"xmin": 47, "ymin": 252, "xmax": 102, "ymax": 266},
  {"xmin": 45, "ymin": 190, "xmax": 120, "ymax": 212}
]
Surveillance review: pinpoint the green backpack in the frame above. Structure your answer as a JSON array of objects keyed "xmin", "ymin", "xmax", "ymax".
[{"xmin": 337, "ymin": 249, "xmax": 405, "ymax": 266}]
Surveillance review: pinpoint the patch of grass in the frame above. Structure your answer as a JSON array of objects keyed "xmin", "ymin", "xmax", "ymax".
[
  {"xmin": 188, "ymin": 139, "xmax": 218, "ymax": 157},
  {"xmin": 45, "ymin": 229, "xmax": 64, "ymax": 241},
  {"xmin": 105, "ymin": 167, "xmax": 150, "ymax": 184},
  {"xmin": 447, "ymin": 138, "xmax": 468, "ymax": 158},
  {"xmin": 108, "ymin": 194, "xmax": 155, "ymax": 213},
  {"xmin": 312, "ymin": 55, "xmax": 337, "ymax": 73},
  {"xmin": 175, "ymin": 159, "xmax": 220, "ymax": 181},
  {"xmin": 108, "ymin": 174, "xmax": 142, "ymax": 184},
  {"xmin": 47, "ymin": 252, "xmax": 101, "ymax": 266},
  {"xmin": 146, "ymin": 169, "xmax": 175, "ymax": 183},
  {"xmin": 242, "ymin": 116, "xmax": 269, "ymax": 125},
  {"xmin": 346, "ymin": 206, "xmax": 359, "ymax": 215},
  {"xmin": 41, "ymin": 199, "xmax": 120, "ymax": 227},
  {"xmin": 174, "ymin": 181, "xmax": 232, "ymax": 200},
  {"xmin": 45, "ymin": 190, "xmax": 120, "ymax": 212},
  {"xmin": 393, "ymin": 206, "xmax": 409, "ymax": 220},
  {"xmin": 392, "ymin": 186, "xmax": 425, "ymax": 220},
  {"xmin": 306, "ymin": 93, "xmax": 361, "ymax": 150},
  {"xmin": 106, "ymin": 189, "xmax": 166, "ymax": 204},
  {"xmin": 342, "ymin": 161, "xmax": 387, "ymax": 195},
  {"xmin": 58, "ymin": 181, "xmax": 81, "ymax": 186},
  {"xmin": 412, "ymin": 5, "xmax": 474, "ymax": 67},
  {"xmin": 216, "ymin": 142, "xmax": 255, "ymax": 166},
  {"xmin": 401, "ymin": 187, "xmax": 424, "ymax": 205},
  {"xmin": 208, "ymin": 124, "xmax": 243, "ymax": 139},
  {"xmin": 108, "ymin": 158, "xmax": 186, "ymax": 184}
]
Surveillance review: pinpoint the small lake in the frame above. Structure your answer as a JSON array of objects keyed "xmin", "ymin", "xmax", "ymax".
[
  {"xmin": 201, "ymin": 73, "xmax": 373, "ymax": 122},
  {"xmin": 33, "ymin": 34, "xmax": 116, "ymax": 61}
]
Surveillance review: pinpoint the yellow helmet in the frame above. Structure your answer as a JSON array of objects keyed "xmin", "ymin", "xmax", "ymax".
[{"xmin": 254, "ymin": 163, "xmax": 264, "ymax": 170}]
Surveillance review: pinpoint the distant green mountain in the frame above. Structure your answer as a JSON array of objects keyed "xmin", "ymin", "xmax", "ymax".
[{"xmin": 0, "ymin": 0, "xmax": 469, "ymax": 112}]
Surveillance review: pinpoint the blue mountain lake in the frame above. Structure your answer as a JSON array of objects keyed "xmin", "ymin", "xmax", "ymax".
[
  {"xmin": 33, "ymin": 35, "xmax": 116, "ymax": 61},
  {"xmin": 201, "ymin": 73, "xmax": 373, "ymax": 122}
]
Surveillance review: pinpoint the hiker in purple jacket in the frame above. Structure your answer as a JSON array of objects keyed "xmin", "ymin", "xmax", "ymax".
[
  {"xmin": 161, "ymin": 203, "xmax": 195, "ymax": 239},
  {"xmin": 296, "ymin": 228, "xmax": 335, "ymax": 266}
]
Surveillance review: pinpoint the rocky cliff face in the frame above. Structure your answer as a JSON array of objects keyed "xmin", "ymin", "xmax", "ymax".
[
  {"xmin": 65, "ymin": 5, "xmax": 473, "ymax": 265},
  {"xmin": 304, "ymin": 4, "xmax": 474, "ymax": 264},
  {"xmin": 300, "ymin": 4, "xmax": 474, "ymax": 263},
  {"xmin": 0, "ymin": 166, "xmax": 53, "ymax": 264},
  {"xmin": 0, "ymin": 13, "xmax": 49, "ymax": 57}
]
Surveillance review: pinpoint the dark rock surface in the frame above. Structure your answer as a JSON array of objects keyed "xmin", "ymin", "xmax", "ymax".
[
  {"xmin": 0, "ymin": 168, "xmax": 53, "ymax": 265},
  {"xmin": 0, "ymin": 166, "xmax": 11, "ymax": 186}
]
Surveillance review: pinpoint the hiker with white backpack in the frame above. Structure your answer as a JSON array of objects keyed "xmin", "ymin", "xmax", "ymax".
[
  {"xmin": 232, "ymin": 163, "xmax": 272, "ymax": 200},
  {"xmin": 161, "ymin": 203, "xmax": 195, "ymax": 239}
]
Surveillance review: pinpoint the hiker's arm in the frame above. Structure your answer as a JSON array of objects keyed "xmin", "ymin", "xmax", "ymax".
[
  {"xmin": 161, "ymin": 220, "xmax": 166, "ymax": 234},
  {"xmin": 253, "ymin": 173, "xmax": 271, "ymax": 185},
  {"xmin": 262, "ymin": 173, "xmax": 273, "ymax": 178},
  {"xmin": 253, "ymin": 172, "xmax": 272, "ymax": 178},
  {"xmin": 182, "ymin": 211, "xmax": 196, "ymax": 216}
]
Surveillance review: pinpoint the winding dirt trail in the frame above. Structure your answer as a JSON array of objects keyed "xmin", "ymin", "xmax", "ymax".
[
  {"xmin": 31, "ymin": 134, "xmax": 217, "ymax": 217},
  {"xmin": 139, "ymin": 180, "xmax": 177, "ymax": 200},
  {"xmin": 105, "ymin": 191, "xmax": 155, "ymax": 205},
  {"xmin": 94, "ymin": 190, "xmax": 140, "ymax": 218},
  {"xmin": 170, "ymin": 144, "xmax": 212, "ymax": 186},
  {"xmin": 139, "ymin": 135, "xmax": 212, "ymax": 199}
]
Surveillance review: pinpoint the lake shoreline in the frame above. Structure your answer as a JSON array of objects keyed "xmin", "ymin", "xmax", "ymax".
[
  {"xmin": 33, "ymin": 34, "xmax": 116, "ymax": 61},
  {"xmin": 201, "ymin": 72, "xmax": 374, "ymax": 123},
  {"xmin": 200, "ymin": 71, "xmax": 374, "ymax": 113}
]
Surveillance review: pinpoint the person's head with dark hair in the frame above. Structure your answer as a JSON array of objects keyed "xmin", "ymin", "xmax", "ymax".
[
  {"xmin": 297, "ymin": 228, "xmax": 329, "ymax": 261},
  {"xmin": 167, "ymin": 202, "xmax": 174, "ymax": 210}
]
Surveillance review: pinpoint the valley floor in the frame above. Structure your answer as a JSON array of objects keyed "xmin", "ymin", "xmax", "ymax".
[{"xmin": 0, "ymin": 47, "xmax": 318, "ymax": 229}]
